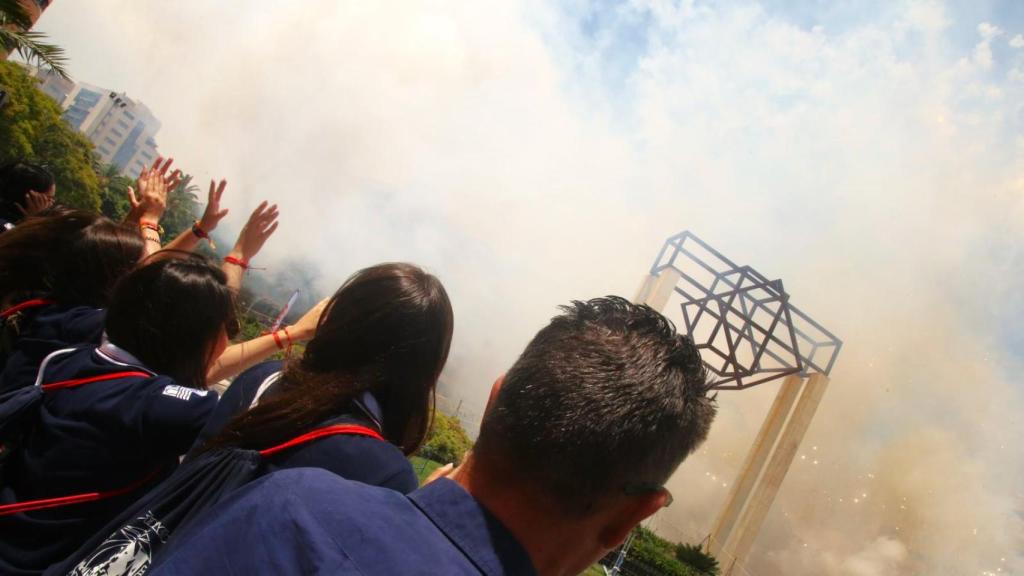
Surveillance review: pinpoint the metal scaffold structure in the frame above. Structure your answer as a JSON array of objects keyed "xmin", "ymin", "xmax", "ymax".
[{"xmin": 633, "ymin": 231, "xmax": 842, "ymax": 575}]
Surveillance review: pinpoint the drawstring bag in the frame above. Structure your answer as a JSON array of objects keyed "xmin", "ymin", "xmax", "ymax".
[
  {"xmin": 47, "ymin": 423, "xmax": 384, "ymax": 576},
  {"xmin": 0, "ymin": 299, "xmax": 54, "ymax": 376},
  {"xmin": 0, "ymin": 347, "xmax": 149, "ymax": 488}
]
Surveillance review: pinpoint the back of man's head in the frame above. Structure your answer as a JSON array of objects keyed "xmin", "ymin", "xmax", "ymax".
[{"xmin": 474, "ymin": 296, "xmax": 717, "ymax": 517}]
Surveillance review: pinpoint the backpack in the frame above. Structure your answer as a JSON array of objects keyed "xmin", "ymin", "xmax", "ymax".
[
  {"xmin": 47, "ymin": 423, "xmax": 385, "ymax": 576},
  {"xmin": 0, "ymin": 299, "xmax": 54, "ymax": 375},
  {"xmin": 0, "ymin": 347, "xmax": 150, "ymax": 490}
]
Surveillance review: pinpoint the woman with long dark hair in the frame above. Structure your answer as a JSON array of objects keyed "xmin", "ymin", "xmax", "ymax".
[
  {"xmin": 0, "ymin": 254, "xmax": 237, "ymax": 574},
  {"xmin": 0, "ymin": 210, "xmax": 145, "ymax": 389},
  {"xmin": 198, "ymin": 262, "xmax": 454, "ymax": 494}
]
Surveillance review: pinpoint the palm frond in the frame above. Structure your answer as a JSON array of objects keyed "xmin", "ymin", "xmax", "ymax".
[{"xmin": 0, "ymin": 27, "xmax": 70, "ymax": 80}]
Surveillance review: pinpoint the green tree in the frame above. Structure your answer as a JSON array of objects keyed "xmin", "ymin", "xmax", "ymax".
[
  {"xmin": 95, "ymin": 162, "xmax": 133, "ymax": 220},
  {"xmin": 0, "ymin": 0, "xmax": 69, "ymax": 79},
  {"xmin": 160, "ymin": 173, "xmax": 201, "ymax": 239},
  {"xmin": 675, "ymin": 543, "xmax": 720, "ymax": 576},
  {"xmin": 0, "ymin": 60, "xmax": 99, "ymax": 210},
  {"xmin": 419, "ymin": 411, "xmax": 472, "ymax": 464}
]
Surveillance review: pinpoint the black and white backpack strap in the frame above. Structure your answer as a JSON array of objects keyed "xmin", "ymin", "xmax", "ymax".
[{"xmin": 32, "ymin": 347, "xmax": 78, "ymax": 388}]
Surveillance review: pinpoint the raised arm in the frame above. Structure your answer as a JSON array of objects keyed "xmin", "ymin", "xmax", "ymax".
[
  {"xmin": 124, "ymin": 157, "xmax": 181, "ymax": 256},
  {"xmin": 221, "ymin": 201, "xmax": 279, "ymax": 293},
  {"xmin": 206, "ymin": 298, "xmax": 328, "ymax": 384},
  {"xmin": 163, "ymin": 179, "xmax": 229, "ymax": 253}
]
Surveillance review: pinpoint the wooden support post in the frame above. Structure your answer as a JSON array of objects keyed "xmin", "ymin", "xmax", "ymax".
[
  {"xmin": 708, "ymin": 375, "xmax": 803, "ymax": 559},
  {"xmin": 634, "ymin": 268, "xmax": 682, "ymax": 310},
  {"xmin": 725, "ymin": 373, "xmax": 830, "ymax": 571}
]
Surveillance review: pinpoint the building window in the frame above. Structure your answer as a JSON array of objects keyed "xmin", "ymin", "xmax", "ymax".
[
  {"xmin": 103, "ymin": 136, "xmax": 117, "ymax": 147},
  {"xmin": 98, "ymin": 146, "xmax": 111, "ymax": 156},
  {"xmin": 111, "ymin": 128, "xmax": 125, "ymax": 138}
]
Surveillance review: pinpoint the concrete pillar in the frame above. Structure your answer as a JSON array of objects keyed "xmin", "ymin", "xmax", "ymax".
[
  {"xmin": 726, "ymin": 373, "xmax": 830, "ymax": 571},
  {"xmin": 708, "ymin": 375, "xmax": 803, "ymax": 559}
]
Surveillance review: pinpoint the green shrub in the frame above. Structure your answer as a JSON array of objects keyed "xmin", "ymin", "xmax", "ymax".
[
  {"xmin": 675, "ymin": 543, "xmax": 719, "ymax": 576},
  {"xmin": 419, "ymin": 411, "xmax": 472, "ymax": 464}
]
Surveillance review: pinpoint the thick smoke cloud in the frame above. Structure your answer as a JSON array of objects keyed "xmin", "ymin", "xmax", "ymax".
[{"xmin": 36, "ymin": 1, "xmax": 1023, "ymax": 574}]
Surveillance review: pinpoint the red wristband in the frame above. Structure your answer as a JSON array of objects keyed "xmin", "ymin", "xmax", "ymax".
[
  {"xmin": 140, "ymin": 221, "xmax": 162, "ymax": 235},
  {"xmin": 224, "ymin": 256, "xmax": 249, "ymax": 270},
  {"xmin": 272, "ymin": 328, "xmax": 294, "ymax": 353}
]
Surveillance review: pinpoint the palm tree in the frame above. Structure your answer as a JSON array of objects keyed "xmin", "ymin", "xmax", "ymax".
[
  {"xmin": 95, "ymin": 161, "xmax": 135, "ymax": 220},
  {"xmin": 0, "ymin": 0, "xmax": 69, "ymax": 79}
]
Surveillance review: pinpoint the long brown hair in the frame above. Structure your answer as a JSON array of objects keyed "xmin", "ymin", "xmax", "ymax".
[
  {"xmin": 204, "ymin": 263, "xmax": 454, "ymax": 455},
  {"xmin": 0, "ymin": 209, "xmax": 144, "ymax": 308}
]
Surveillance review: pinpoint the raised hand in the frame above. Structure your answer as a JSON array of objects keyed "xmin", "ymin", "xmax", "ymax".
[
  {"xmin": 16, "ymin": 190, "xmax": 54, "ymax": 217},
  {"xmin": 125, "ymin": 156, "xmax": 180, "ymax": 223},
  {"xmin": 198, "ymin": 179, "xmax": 230, "ymax": 233},
  {"xmin": 287, "ymin": 298, "xmax": 329, "ymax": 341},
  {"xmin": 229, "ymin": 201, "xmax": 279, "ymax": 262}
]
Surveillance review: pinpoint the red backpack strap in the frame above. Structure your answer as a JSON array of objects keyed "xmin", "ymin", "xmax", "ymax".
[
  {"xmin": 40, "ymin": 371, "xmax": 151, "ymax": 392},
  {"xmin": 0, "ymin": 299, "xmax": 55, "ymax": 319},
  {"xmin": 259, "ymin": 424, "xmax": 385, "ymax": 458},
  {"xmin": 0, "ymin": 370, "xmax": 159, "ymax": 517},
  {"xmin": 0, "ymin": 467, "xmax": 162, "ymax": 517}
]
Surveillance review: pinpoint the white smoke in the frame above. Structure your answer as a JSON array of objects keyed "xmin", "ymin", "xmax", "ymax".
[{"xmin": 35, "ymin": 1, "xmax": 1024, "ymax": 574}]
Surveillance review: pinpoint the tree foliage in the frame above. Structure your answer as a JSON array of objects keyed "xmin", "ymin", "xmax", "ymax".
[
  {"xmin": 601, "ymin": 528, "xmax": 720, "ymax": 576},
  {"xmin": 159, "ymin": 173, "xmax": 201, "ymax": 239},
  {"xmin": 95, "ymin": 162, "xmax": 133, "ymax": 220},
  {"xmin": 674, "ymin": 543, "xmax": 719, "ymax": 576},
  {"xmin": 0, "ymin": 61, "xmax": 99, "ymax": 210},
  {"xmin": 419, "ymin": 411, "xmax": 472, "ymax": 465}
]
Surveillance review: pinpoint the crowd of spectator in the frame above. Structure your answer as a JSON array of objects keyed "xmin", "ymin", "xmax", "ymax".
[{"xmin": 0, "ymin": 157, "xmax": 717, "ymax": 576}]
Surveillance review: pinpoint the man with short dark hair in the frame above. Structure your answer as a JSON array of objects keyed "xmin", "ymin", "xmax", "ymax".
[{"xmin": 152, "ymin": 296, "xmax": 717, "ymax": 576}]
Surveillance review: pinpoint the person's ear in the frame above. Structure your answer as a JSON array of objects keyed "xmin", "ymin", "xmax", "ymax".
[
  {"xmin": 483, "ymin": 373, "xmax": 505, "ymax": 416},
  {"xmin": 597, "ymin": 490, "xmax": 669, "ymax": 549}
]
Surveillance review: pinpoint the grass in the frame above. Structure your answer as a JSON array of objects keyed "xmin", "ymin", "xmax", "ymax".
[
  {"xmin": 410, "ymin": 455, "xmax": 443, "ymax": 485},
  {"xmin": 580, "ymin": 565, "xmax": 605, "ymax": 576}
]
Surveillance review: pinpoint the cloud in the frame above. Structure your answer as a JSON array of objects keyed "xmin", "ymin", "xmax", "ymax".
[
  {"xmin": 35, "ymin": 1, "xmax": 1024, "ymax": 574},
  {"xmin": 973, "ymin": 22, "xmax": 1002, "ymax": 69},
  {"xmin": 1011, "ymin": 34, "xmax": 1024, "ymax": 49}
]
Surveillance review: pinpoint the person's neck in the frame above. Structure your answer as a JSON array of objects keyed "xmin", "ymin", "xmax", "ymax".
[{"xmin": 452, "ymin": 456, "xmax": 596, "ymax": 576}]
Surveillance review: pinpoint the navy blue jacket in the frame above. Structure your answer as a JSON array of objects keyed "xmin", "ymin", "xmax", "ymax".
[
  {"xmin": 192, "ymin": 361, "xmax": 418, "ymax": 494},
  {"xmin": 152, "ymin": 469, "xmax": 537, "ymax": 575},
  {"xmin": 0, "ymin": 304, "xmax": 106, "ymax": 394},
  {"xmin": 0, "ymin": 346, "xmax": 216, "ymax": 575}
]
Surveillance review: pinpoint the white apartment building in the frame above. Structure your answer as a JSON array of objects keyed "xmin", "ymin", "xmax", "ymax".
[{"xmin": 30, "ymin": 67, "xmax": 162, "ymax": 177}]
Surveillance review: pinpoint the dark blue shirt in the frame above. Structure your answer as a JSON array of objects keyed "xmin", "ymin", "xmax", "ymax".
[
  {"xmin": 192, "ymin": 361, "xmax": 418, "ymax": 494},
  {"xmin": 152, "ymin": 469, "xmax": 536, "ymax": 575},
  {"xmin": 0, "ymin": 346, "xmax": 216, "ymax": 575},
  {"xmin": 0, "ymin": 304, "xmax": 106, "ymax": 394}
]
